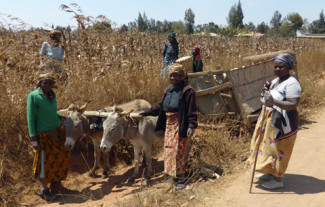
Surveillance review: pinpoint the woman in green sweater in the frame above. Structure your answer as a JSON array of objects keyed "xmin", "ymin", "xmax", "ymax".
[{"xmin": 27, "ymin": 73, "xmax": 69, "ymax": 201}]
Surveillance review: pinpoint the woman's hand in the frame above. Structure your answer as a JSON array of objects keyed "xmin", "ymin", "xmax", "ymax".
[
  {"xmin": 187, "ymin": 128, "xmax": 194, "ymax": 138},
  {"xmin": 264, "ymin": 91, "xmax": 274, "ymax": 106},
  {"xmin": 31, "ymin": 137, "xmax": 39, "ymax": 150}
]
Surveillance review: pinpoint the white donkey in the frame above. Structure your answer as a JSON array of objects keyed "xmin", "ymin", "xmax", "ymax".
[
  {"xmin": 100, "ymin": 106, "xmax": 164, "ymax": 183},
  {"xmin": 63, "ymin": 99, "xmax": 151, "ymax": 178}
]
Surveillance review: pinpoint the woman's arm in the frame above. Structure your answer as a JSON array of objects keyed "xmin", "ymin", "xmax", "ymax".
[
  {"xmin": 27, "ymin": 93, "xmax": 37, "ymax": 138},
  {"xmin": 269, "ymin": 97, "xmax": 300, "ymax": 111},
  {"xmin": 162, "ymin": 43, "xmax": 167, "ymax": 57},
  {"xmin": 185, "ymin": 89, "xmax": 198, "ymax": 129}
]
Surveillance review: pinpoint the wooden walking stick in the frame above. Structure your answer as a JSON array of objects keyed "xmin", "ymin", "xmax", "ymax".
[{"xmin": 249, "ymin": 104, "xmax": 267, "ymax": 194}]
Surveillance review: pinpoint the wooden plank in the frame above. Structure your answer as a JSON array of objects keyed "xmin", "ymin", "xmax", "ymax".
[
  {"xmin": 83, "ymin": 111, "xmax": 143, "ymax": 119},
  {"xmin": 190, "ymin": 75, "xmax": 216, "ymax": 90},
  {"xmin": 220, "ymin": 93, "xmax": 232, "ymax": 99},
  {"xmin": 226, "ymin": 61, "xmax": 276, "ymax": 118},
  {"xmin": 242, "ymin": 49, "xmax": 293, "ymax": 64},
  {"xmin": 188, "ymin": 70, "xmax": 224, "ymax": 79},
  {"xmin": 198, "ymin": 123, "xmax": 224, "ymax": 129},
  {"xmin": 196, "ymin": 93, "xmax": 227, "ymax": 115},
  {"xmin": 196, "ymin": 82, "xmax": 232, "ymax": 97}
]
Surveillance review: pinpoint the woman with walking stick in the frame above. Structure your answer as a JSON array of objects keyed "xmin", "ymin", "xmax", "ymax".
[{"xmin": 246, "ymin": 53, "xmax": 301, "ymax": 189}]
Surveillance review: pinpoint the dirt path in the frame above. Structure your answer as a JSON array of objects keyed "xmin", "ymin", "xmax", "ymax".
[
  {"xmin": 21, "ymin": 109, "xmax": 325, "ymax": 206},
  {"xmin": 21, "ymin": 151, "xmax": 165, "ymax": 207},
  {"xmin": 220, "ymin": 109, "xmax": 325, "ymax": 207}
]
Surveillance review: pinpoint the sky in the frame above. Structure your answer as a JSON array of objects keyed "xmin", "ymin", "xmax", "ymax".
[{"xmin": 1, "ymin": 0, "xmax": 325, "ymax": 29}]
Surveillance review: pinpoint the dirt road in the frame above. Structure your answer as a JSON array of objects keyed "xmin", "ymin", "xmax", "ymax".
[
  {"xmin": 22, "ymin": 109, "xmax": 325, "ymax": 206},
  {"xmin": 221, "ymin": 110, "xmax": 325, "ymax": 207}
]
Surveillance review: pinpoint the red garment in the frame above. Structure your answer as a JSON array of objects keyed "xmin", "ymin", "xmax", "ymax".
[{"xmin": 193, "ymin": 46, "xmax": 201, "ymax": 62}]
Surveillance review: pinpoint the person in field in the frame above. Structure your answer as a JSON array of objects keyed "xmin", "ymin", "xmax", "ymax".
[
  {"xmin": 161, "ymin": 32, "xmax": 179, "ymax": 76},
  {"xmin": 246, "ymin": 53, "xmax": 301, "ymax": 189},
  {"xmin": 192, "ymin": 45, "xmax": 203, "ymax": 73},
  {"xmin": 140, "ymin": 64, "xmax": 198, "ymax": 189},
  {"xmin": 40, "ymin": 30, "xmax": 63, "ymax": 73},
  {"xmin": 40, "ymin": 30, "xmax": 67, "ymax": 85},
  {"xmin": 27, "ymin": 73, "xmax": 70, "ymax": 201}
]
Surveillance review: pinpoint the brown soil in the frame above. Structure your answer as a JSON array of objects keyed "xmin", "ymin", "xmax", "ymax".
[
  {"xmin": 21, "ymin": 149, "xmax": 165, "ymax": 207},
  {"xmin": 20, "ymin": 108, "xmax": 325, "ymax": 206}
]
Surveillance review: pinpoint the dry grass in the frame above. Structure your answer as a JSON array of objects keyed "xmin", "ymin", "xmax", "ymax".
[{"xmin": 1, "ymin": 12, "xmax": 325, "ymax": 206}]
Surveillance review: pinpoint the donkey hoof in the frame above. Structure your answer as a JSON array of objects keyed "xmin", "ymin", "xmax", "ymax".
[
  {"xmin": 127, "ymin": 177, "xmax": 135, "ymax": 184},
  {"xmin": 88, "ymin": 171, "xmax": 95, "ymax": 177},
  {"xmin": 101, "ymin": 174, "xmax": 108, "ymax": 179}
]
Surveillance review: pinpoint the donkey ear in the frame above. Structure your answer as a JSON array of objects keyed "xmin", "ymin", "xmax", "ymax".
[
  {"xmin": 79, "ymin": 103, "xmax": 88, "ymax": 113},
  {"xmin": 112, "ymin": 106, "xmax": 123, "ymax": 113},
  {"xmin": 68, "ymin": 103, "xmax": 75, "ymax": 111}
]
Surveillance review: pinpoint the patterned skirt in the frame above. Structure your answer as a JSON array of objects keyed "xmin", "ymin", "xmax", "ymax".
[
  {"xmin": 246, "ymin": 106, "xmax": 297, "ymax": 177},
  {"xmin": 164, "ymin": 112, "xmax": 189, "ymax": 178},
  {"xmin": 32, "ymin": 123, "xmax": 71, "ymax": 185}
]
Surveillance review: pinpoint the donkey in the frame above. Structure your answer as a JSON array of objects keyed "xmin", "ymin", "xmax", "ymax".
[
  {"xmin": 100, "ymin": 106, "xmax": 165, "ymax": 183},
  {"xmin": 63, "ymin": 99, "xmax": 151, "ymax": 178}
]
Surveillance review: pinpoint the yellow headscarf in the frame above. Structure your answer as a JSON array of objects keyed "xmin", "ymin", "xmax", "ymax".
[{"xmin": 169, "ymin": 64, "xmax": 187, "ymax": 78}]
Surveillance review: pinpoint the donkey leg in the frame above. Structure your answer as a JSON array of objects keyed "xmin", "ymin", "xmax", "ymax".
[
  {"xmin": 127, "ymin": 146, "xmax": 141, "ymax": 183},
  {"xmin": 101, "ymin": 151, "xmax": 110, "ymax": 179},
  {"xmin": 88, "ymin": 142, "xmax": 100, "ymax": 177},
  {"xmin": 141, "ymin": 149, "xmax": 147, "ymax": 167},
  {"xmin": 144, "ymin": 147, "xmax": 152, "ymax": 180}
]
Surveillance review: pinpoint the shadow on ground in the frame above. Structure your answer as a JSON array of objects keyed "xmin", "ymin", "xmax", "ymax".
[{"xmin": 255, "ymin": 174, "xmax": 325, "ymax": 195}]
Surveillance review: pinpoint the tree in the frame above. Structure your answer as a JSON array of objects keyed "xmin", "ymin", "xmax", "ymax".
[
  {"xmin": 128, "ymin": 21, "xmax": 137, "ymax": 29},
  {"xmin": 172, "ymin": 21, "xmax": 186, "ymax": 34},
  {"xmin": 184, "ymin": 8, "xmax": 195, "ymax": 34},
  {"xmin": 279, "ymin": 22, "xmax": 296, "ymax": 37},
  {"xmin": 227, "ymin": 0, "xmax": 244, "ymax": 28},
  {"xmin": 270, "ymin": 11, "xmax": 282, "ymax": 29},
  {"xmin": 93, "ymin": 21, "xmax": 111, "ymax": 31},
  {"xmin": 147, "ymin": 18, "xmax": 156, "ymax": 32},
  {"xmin": 156, "ymin": 20, "xmax": 163, "ymax": 33},
  {"xmin": 281, "ymin": 12, "xmax": 303, "ymax": 37},
  {"xmin": 235, "ymin": 0, "xmax": 244, "ymax": 28},
  {"xmin": 244, "ymin": 21, "xmax": 256, "ymax": 32},
  {"xmin": 256, "ymin": 22, "xmax": 269, "ymax": 34},
  {"xmin": 195, "ymin": 24, "xmax": 204, "ymax": 33},
  {"xmin": 308, "ymin": 9, "xmax": 325, "ymax": 34},
  {"xmin": 120, "ymin": 24, "xmax": 128, "ymax": 32},
  {"xmin": 300, "ymin": 18, "xmax": 309, "ymax": 35},
  {"xmin": 137, "ymin": 12, "xmax": 148, "ymax": 32}
]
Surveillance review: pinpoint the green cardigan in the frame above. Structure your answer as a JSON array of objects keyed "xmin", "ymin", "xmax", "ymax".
[
  {"xmin": 27, "ymin": 87, "xmax": 64, "ymax": 137},
  {"xmin": 193, "ymin": 57, "xmax": 203, "ymax": 73}
]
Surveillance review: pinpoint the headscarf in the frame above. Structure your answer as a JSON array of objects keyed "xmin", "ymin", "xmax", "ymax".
[
  {"xmin": 37, "ymin": 72, "xmax": 56, "ymax": 87},
  {"xmin": 48, "ymin": 30, "xmax": 61, "ymax": 46},
  {"xmin": 168, "ymin": 32, "xmax": 176, "ymax": 39},
  {"xmin": 274, "ymin": 53, "xmax": 295, "ymax": 70},
  {"xmin": 193, "ymin": 45, "xmax": 201, "ymax": 62},
  {"xmin": 169, "ymin": 64, "xmax": 187, "ymax": 78}
]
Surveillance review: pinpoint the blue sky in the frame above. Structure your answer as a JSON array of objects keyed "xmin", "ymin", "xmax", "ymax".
[{"xmin": 1, "ymin": 0, "xmax": 324, "ymax": 29}]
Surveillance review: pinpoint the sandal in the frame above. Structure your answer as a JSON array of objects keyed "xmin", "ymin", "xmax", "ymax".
[
  {"xmin": 255, "ymin": 174, "xmax": 274, "ymax": 181},
  {"xmin": 37, "ymin": 188, "xmax": 57, "ymax": 201}
]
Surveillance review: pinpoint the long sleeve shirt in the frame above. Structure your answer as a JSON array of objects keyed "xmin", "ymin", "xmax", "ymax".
[
  {"xmin": 40, "ymin": 42, "xmax": 63, "ymax": 62},
  {"xmin": 193, "ymin": 57, "xmax": 203, "ymax": 73},
  {"xmin": 142, "ymin": 82, "xmax": 198, "ymax": 138},
  {"xmin": 27, "ymin": 87, "xmax": 65, "ymax": 137}
]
